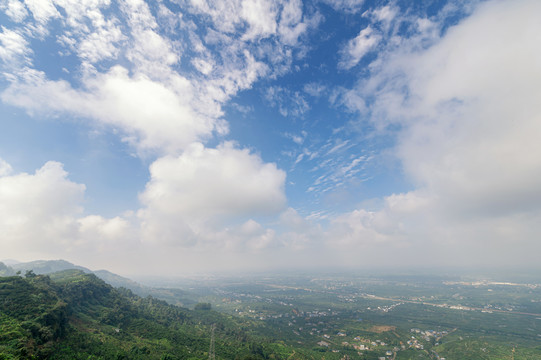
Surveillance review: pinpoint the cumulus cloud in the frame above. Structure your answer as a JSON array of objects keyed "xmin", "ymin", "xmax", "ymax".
[
  {"xmin": 277, "ymin": 207, "xmax": 323, "ymax": 250},
  {"xmin": 0, "ymin": 160, "xmax": 131, "ymax": 261},
  {"xmin": 0, "ymin": 0, "xmax": 318, "ymax": 154},
  {"xmin": 5, "ymin": 0, "xmax": 539, "ymax": 273},
  {"xmin": 2, "ymin": 67, "xmax": 216, "ymax": 153},
  {"xmin": 1, "ymin": 0, "xmax": 216, "ymax": 154},
  {"xmin": 329, "ymin": 0, "xmax": 541, "ymax": 267},
  {"xmin": 0, "ymin": 0, "xmax": 304, "ymax": 157},
  {"xmin": 215, "ymin": 219, "xmax": 278, "ymax": 251},
  {"xmin": 373, "ymin": 0, "xmax": 541, "ymax": 217},
  {"xmin": 0, "ymin": 0, "xmax": 311, "ymax": 272},
  {"xmin": 138, "ymin": 142, "xmax": 286, "ymax": 246}
]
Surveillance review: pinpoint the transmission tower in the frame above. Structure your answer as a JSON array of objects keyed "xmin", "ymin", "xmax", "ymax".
[{"xmin": 209, "ymin": 323, "xmax": 216, "ymax": 360}]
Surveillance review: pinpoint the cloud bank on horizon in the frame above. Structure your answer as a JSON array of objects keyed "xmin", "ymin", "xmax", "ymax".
[{"xmin": 1, "ymin": 0, "xmax": 540, "ymax": 275}]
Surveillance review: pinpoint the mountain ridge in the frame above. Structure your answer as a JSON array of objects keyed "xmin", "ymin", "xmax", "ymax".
[
  {"xmin": 0, "ymin": 269, "xmax": 293, "ymax": 359},
  {"xmin": 0, "ymin": 259, "xmax": 197, "ymax": 307},
  {"xmin": 1, "ymin": 259, "xmax": 142, "ymax": 292}
]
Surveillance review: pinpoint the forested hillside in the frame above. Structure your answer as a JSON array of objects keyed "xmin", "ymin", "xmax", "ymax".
[
  {"xmin": 0, "ymin": 260, "xmax": 194, "ymax": 307},
  {"xmin": 0, "ymin": 271, "xmax": 296, "ymax": 359}
]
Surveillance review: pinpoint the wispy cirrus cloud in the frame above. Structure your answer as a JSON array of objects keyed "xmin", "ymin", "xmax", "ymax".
[{"xmin": 264, "ymin": 85, "xmax": 310, "ymax": 117}]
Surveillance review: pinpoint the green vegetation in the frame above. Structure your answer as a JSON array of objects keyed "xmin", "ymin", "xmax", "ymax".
[
  {"xmin": 0, "ymin": 271, "xmax": 304, "ymax": 359},
  {"xmin": 159, "ymin": 273, "xmax": 541, "ymax": 360},
  {"xmin": 2, "ymin": 266, "xmax": 541, "ymax": 359},
  {"xmin": 194, "ymin": 303, "xmax": 212, "ymax": 311}
]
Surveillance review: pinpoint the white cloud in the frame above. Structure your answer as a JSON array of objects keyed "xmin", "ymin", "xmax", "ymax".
[
  {"xmin": 216, "ymin": 219, "xmax": 277, "ymax": 251},
  {"xmin": 329, "ymin": 208, "xmax": 394, "ymax": 247},
  {"xmin": 264, "ymin": 86, "xmax": 309, "ymax": 117},
  {"xmin": 370, "ymin": 5, "xmax": 397, "ymax": 23},
  {"xmin": 0, "ymin": 160, "xmax": 133, "ymax": 261},
  {"xmin": 0, "ymin": 0, "xmax": 309, "ymax": 271},
  {"xmin": 329, "ymin": 0, "xmax": 541, "ymax": 267},
  {"xmin": 303, "ymin": 82, "xmax": 326, "ymax": 97},
  {"xmin": 203, "ymin": 49, "xmax": 268, "ymax": 105},
  {"xmin": 121, "ymin": 0, "xmax": 180, "ymax": 78},
  {"xmin": 2, "ymin": 66, "xmax": 217, "ymax": 154},
  {"xmin": 278, "ymin": 0, "xmax": 306, "ymax": 45},
  {"xmin": 330, "ymin": 86, "xmax": 367, "ymax": 113},
  {"xmin": 23, "ymin": 0, "xmax": 60, "ymax": 24},
  {"xmin": 0, "ymin": 158, "xmax": 13, "ymax": 176},
  {"xmin": 73, "ymin": 19, "xmax": 125, "ymax": 64},
  {"xmin": 2, "ymin": 0, "xmax": 28, "ymax": 22},
  {"xmin": 0, "ymin": 27, "xmax": 32, "ymax": 66},
  {"xmin": 284, "ymin": 131, "xmax": 306, "ymax": 145},
  {"xmin": 138, "ymin": 142, "xmax": 286, "ymax": 246},
  {"xmin": 277, "ymin": 207, "xmax": 323, "ymax": 250},
  {"xmin": 186, "ymin": 0, "xmax": 243, "ymax": 34},
  {"xmin": 183, "ymin": 0, "xmax": 316, "ymax": 79},
  {"xmin": 140, "ymin": 142, "xmax": 286, "ymax": 218},
  {"xmin": 241, "ymin": 0, "xmax": 278, "ymax": 40},
  {"xmin": 1, "ymin": 0, "xmax": 283, "ymax": 156},
  {"xmin": 0, "ymin": 161, "xmax": 84, "ymax": 224},
  {"xmin": 192, "ymin": 57, "xmax": 214, "ymax": 75},
  {"xmin": 186, "ymin": 0, "xmax": 282, "ymax": 41},
  {"xmin": 339, "ymin": 26, "xmax": 381, "ymax": 70},
  {"xmin": 38, "ymin": 0, "xmax": 125, "ymax": 64},
  {"xmin": 78, "ymin": 215, "xmax": 131, "ymax": 244},
  {"xmin": 373, "ymin": 0, "xmax": 541, "ymax": 217},
  {"xmin": 322, "ymin": 0, "xmax": 365, "ymax": 14},
  {"xmin": 361, "ymin": 4, "xmax": 398, "ymax": 30}
]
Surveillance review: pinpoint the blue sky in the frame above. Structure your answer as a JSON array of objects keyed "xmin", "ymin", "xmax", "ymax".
[{"xmin": 1, "ymin": 0, "xmax": 541, "ymax": 275}]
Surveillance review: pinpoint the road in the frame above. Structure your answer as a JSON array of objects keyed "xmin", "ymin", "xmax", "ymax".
[{"xmin": 357, "ymin": 293, "xmax": 541, "ymax": 317}]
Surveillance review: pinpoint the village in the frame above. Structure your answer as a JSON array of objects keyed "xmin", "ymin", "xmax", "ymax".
[
  {"xmin": 313, "ymin": 327, "xmax": 452, "ymax": 359},
  {"xmin": 181, "ymin": 274, "xmax": 541, "ymax": 359}
]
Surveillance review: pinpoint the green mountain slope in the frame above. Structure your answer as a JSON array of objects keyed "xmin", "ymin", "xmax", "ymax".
[
  {"xmin": 10, "ymin": 260, "xmax": 91, "ymax": 275},
  {"xmin": 1, "ymin": 260, "xmax": 150, "ymax": 298},
  {"xmin": 0, "ymin": 271, "xmax": 300, "ymax": 359},
  {"xmin": 0, "ymin": 260, "xmax": 194, "ymax": 307}
]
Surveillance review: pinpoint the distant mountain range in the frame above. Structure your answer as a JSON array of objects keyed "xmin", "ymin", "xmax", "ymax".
[
  {"xmin": 0, "ymin": 259, "xmax": 193, "ymax": 306},
  {"xmin": 9, "ymin": 259, "xmax": 92, "ymax": 274}
]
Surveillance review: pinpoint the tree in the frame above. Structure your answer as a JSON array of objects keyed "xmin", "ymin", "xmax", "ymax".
[{"xmin": 194, "ymin": 303, "xmax": 212, "ymax": 311}]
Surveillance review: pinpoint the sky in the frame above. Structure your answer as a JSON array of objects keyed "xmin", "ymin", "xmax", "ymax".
[{"xmin": 1, "ymin": 0, "xmax": 541, "ymax": 276}]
